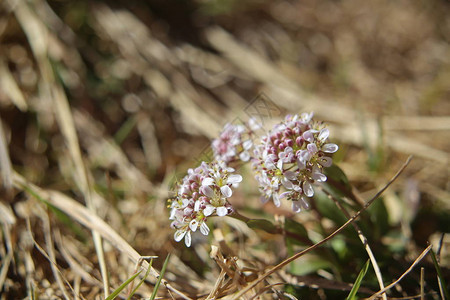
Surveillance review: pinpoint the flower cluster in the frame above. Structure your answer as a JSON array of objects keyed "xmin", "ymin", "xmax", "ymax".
[
  {"xmin": 252, "ymin": 113, "xmax": 338, "ymax": 212},
  {"xmin": 211, "ymin": 118, "xmax": 260, "ymax": 163},
  {"xmin": 170, "ymin": 112, "xmax": 338, "ymax": 246},
  {"xmin": 169, "ymin": 161, "xmax": 242, "ymax": 247}
]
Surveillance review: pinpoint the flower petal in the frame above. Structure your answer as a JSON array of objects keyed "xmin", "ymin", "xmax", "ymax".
[
  {"xmin": 200, "ymin": 222, "xmax": 210, "ymax": 235},
  {"xmin": 318, "ymin": 156, "xmax": 332, "ymax": 167},
  {"xmin": 273, "ymin": 193, "xmax": 281, "ymax": 207},
  {"xmin": 303, "ymin": 181, "xmax": 314, "ymax": 197},
  {"xmin": 318, "ymin": 128, "xmax": 329, "ymax": 142},
  {"xmin": 220, "ymin": 185, "xmax": 232, "ymax": 198},
  {"xmin": 204, "ymin": 205, "xmax": 215, "ymax": 216},
  {"xmin": 202, "ymin": 177, "xmax": 214, "ymax": 186},
  {"xmin": 216, "ymin": 206, "xmax": 228, "ymax": 216},
  {"xmin": 292, "ymin": 201, "xmax": 302, "ymax": 213},
  {"xmin": 323, "ymin": 143, "xmax": 338, "ymax": 153},
  {"xmin": 185, "ymin": 231, "xmax": 192, "ymax": 247},
  {"xmin": 284, "ymin": 171, "xmax": 297, "ymax": 180},
  {"xmin": 174, "ymin": 230, "xmax": 186, "ymax": 242},
  {"xmin": 239, "ymin": 151, "xmax": 250, "ymax": 162},
  {"xmin": 300, "ymin": 196, "xmax": 311, "ymax": 209},
  {"xmin": 281, "ymin": 177, "xmax": 294, "ymax": 189},
  {"xmin": 202, "ymin": 185, "xmax": 215, "ymax": 198},
  {"xmin": 189, "ymin": 219, "xmax": 198, "ymax": 232},
  {"xmin": 227, "ymin": 174, "xmax": 242, "ymax": 184},
  {"xmin": 243, "ymin": 139, "xmax": 253, "ymax": 150}
]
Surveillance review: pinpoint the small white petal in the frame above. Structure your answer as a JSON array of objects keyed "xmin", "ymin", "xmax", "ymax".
[
  {"xmin": 220, "ymin": 185, "xmax": 232, "ymax": 198},
  {"xmin": 297, "ymin": 157, "xmax": 306, "ymax": 169},
  {"xmin": 202, "ymin": 177, "xmax": 214, "ymax": 186},
  {"xmin": 243, "ymin": 139, "xmax": 253, "ymax": 150},
  {"xmin": 216, "ymin": 206, "xmax": 228, "ymax": 216},
  {"xmin": 280, "ymin": 191, "xmax": 290, "ymax": 199},
  {"xmin": 312, "ymin": 167, "xmax": 327, "ymax": 182},
  {"xmin": 189, "ymin": 219, "xmax": 198, "ymax": 232},
  {"xmin": 281, "ymin": 178, "xmax": 294, "ymax": 189},
  {"xmin": 273, "ymin": 193, "xmax": 281, "ymax": 207},
  {"xmin": 185, "ymin": 231, "xmax": 192, "ymax": 247},
  {"xmin": 194, "ymin": 201, "xmax": 201, "ymax": 212},
  {"xmin": 318, "ymin": 128, "xmax": 329, "ymax": 142},
  {"xmin": 200, "ymin": 222, "xmax": 210, "ymax": 235},
  {"xmin": 277, "ymin": 159, "xmax": 283, "ymax": 170},
  {"xmin": 323, "ymin": 143, "xmax": 338, "ymax": 153},
  {"xmin": 174, "ymin": 230, "xmax": 186, "ymax": 242},
  {"xmin": 307, "ymin": 143, "xmax": 318, "ymax": 154},
  {"xmin": 284, "ymin": 171, "xmax": 297, "ymax": 180},
  {"xmin": 204, "ymin": 205, "xmax": 215, "ymax": 216},
  {"xmin": 227, "ymin": 174, "xmax": 242, "ymax": 184},
  {"xmin": 239, "ymin": 151, "xmax": 250, "ymax": 162},
  {"xmin": 202, "ymin": 186, "xmax": 215, "ymax": 198},
  {"xmin": 300, "ymin": 196, "xmax": 311, "ymax": 209},
  {"xmin": 318, "ymin": 156, "xmax": 332, "ymax": 167},
  {"xmin": 303, "ymin": 181, "xmax": 314, "ymax": 197},
  {"xmin": 303, "ymin": 130, "xmax": 316, "ymax": 142},
  {"xmin": 292, "ymin": 201, "xmax": 302, "ymax": 213}
]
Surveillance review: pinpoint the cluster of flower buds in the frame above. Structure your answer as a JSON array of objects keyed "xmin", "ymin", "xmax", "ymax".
[
  {"xmin": 211, "ymin": 118, "xmax": 260, "ymax": 163},
  {"xmin": 170, "ymin": 112, "xmax": 338, "ymax": 246},
  {"xmin": 252, "ymin": 113, "xmax": 338, "ymax": 212},
  {"xmin": 169, "ymin": 161, "xmax": 242, "ymax": 247}
]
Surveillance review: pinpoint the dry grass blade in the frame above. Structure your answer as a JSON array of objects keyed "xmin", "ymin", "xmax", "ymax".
[
  {"xmin": 25, "ymin": 219, "xmax": 80, "ymax": 300},
  {"xmin": 54, "ymin": 230, "xmax": 102, "ymax": 287},
  {"xmin": 0, "ymin": 117, "xmax": 13, "ymax": 189},
  {"xmin": 0, "ymin": 58, "xmax": 28, "ymax": 111},
  {"xmin": 230, "ymin": 156, "xmax": 412, "ymax": 299},
  {"xmin": 323, "ymin": 189, "xmax": 387, "ymax": 300},
  {"xmin": 41, "ymin": 213, "xmax": 71, "ymax": 300},
  {"xmin": 10, "ymin": 0, "xmax": 110, "ymax": 295},
  {"xmin": 367, "ymin": 245, "xmax": 432, "ymax": 300},
  {"xmin": 13, "ymin": 171, "xmax": 193, "ymax": 300}
]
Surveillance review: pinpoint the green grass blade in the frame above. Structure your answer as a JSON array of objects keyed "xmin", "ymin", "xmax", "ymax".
[
  {"xmin": 114, "ymin": 115, "xmax": 137, "ymax": 145},
  {"xmin": 127, "ymin": 258, "xmax": 154, "ymax": 300},
  {"xmin": 346, "ymin": 259, "xmax": 370, "ymax": 300},
  {"xmin": 150, "ymin": 253, "xmax": 171, "ymax": 300},
  {"xmin": 105, "ymin": 270, "xmax": 142, "ymax": 300},
  {"xmin": 430, "ymin": 248, "xmax": 449, "ymax": 299}
]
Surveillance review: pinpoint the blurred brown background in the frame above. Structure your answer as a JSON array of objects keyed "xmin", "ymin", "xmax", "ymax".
[{"xmin": 0, "ymin": 0, "xmax": 449, "ymax": 298}]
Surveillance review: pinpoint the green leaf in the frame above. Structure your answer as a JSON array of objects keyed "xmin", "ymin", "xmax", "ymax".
[
  {"xmin": 289, "ymin": 254, "xmax": 333, "ymax": 276},
  {"xmin": 246, "ymin": 219, "xmax": 278, "ymax": 234},
  {"xmin": 106, "ymin": 270, "xmax": 142, "ymax": 300},
  {"xmin": 127, "ymin": 258, "xmax": 154, "ymax": 300},
  {"xmin": 150, "ymin": 253, "xmax": 171, "ymax": 300},
  {"xmin": 346, "ymin": 259, "xmax": 370, "ymax": 300},
  {"xmin": 284, "ymin": 218, "xmax": 311, "ymax": 246},
  {"xmin": 314, "ymin": 189, "xmax": 347, "ymax": 226}
]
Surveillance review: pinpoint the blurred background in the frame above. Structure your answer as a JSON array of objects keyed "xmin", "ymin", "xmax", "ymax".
[{"xmin": 0, "ymin": 0, "xmax": 449, "ymax": 299}]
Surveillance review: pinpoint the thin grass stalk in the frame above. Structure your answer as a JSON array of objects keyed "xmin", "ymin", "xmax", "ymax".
[
  {"xmin": 368, "ymin": 245, "xmax": 432, "ymax": 300},
  {"xmin": 230, "ymin": 156, "xmax": 412, "ymax": 299},
  {"xmin": 323, "ymin": 189, "xmax": 387, "ymax": 300}
]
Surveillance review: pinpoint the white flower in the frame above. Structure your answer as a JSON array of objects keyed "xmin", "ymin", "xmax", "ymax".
[
  {"xmin": 169, "ymin": 160, "xmax": 241, "ymax": 246},
  {"xmin": 252, "ymin": 113, "xmax": 338, "ymax": 213}
]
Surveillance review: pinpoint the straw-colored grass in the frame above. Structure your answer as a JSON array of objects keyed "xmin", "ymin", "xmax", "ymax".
[{"xmin": 0, "ymin": 0, "xmax": 448, "ymax": 299}]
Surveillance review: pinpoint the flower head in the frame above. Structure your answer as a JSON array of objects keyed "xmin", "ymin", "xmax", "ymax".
[
  {"xmin": 212, "ymin": 118, "xmax": 261, "ymax": 164},
  {"xmin": 252, "ymin": 113, "xmax": 338, "ymax": 212},
  {"xmin": 169, "ymin": 161, "xmax": 242, "ymax": 247}
]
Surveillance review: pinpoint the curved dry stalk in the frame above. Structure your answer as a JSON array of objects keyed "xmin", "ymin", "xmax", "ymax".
[
  {"xmin": 322, "ymin": 188, "xmax": 387, "ymax": 300},
  {"xmin": 230, "ymin": 156, "xmax": 412, "ymax": 300},
  {"xmin": 367, "ymin": 245, "xmax": 432, "ymax": 300}
]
